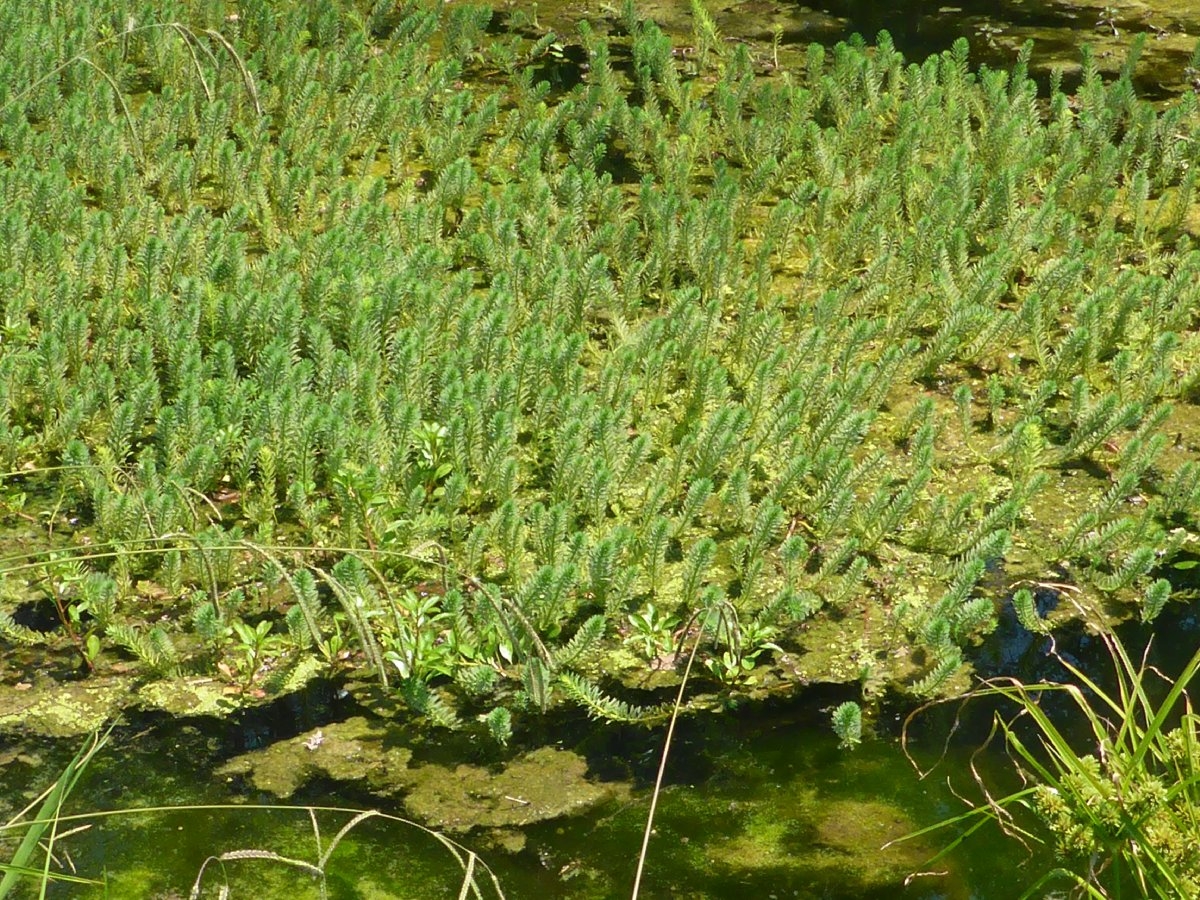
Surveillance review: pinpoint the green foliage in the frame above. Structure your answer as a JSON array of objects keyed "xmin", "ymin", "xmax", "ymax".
[
  {"xmin": 688, "ymin": 0, "xmax": 722, "ymax": 75},
  {"xmin": 485, "ymin": 706, "xmax": 513, "ymax": 746},
  {"xmin": 521, "ymin": 656, "xmax": 552, "ymax": 713},
  {"xmin": 831, "ymin": 700, "xmax": 863, "ymax": 749},
  {"xmin": 0, "ymin": 0, "xmax": 1196, "ymax": 721},
  {"xmin": 1012, "ymin": 587, "xmax": 1050, "ymax": 634},
  {"xmin": 554, "ymin": 613, "xmax": 607, "ymax": 668},
  {"xmin": 401, "ymin": 677, "xmax": 462, "ymax": 730},
  {"xmin": 456, "ymin": 664, "xmax": 497, "ymax": 698},
  {"xmin": 898, "ymin": 632, "xmax": 1200, "ymax": 897},
  {"xmin": 911, "ymin": 647, "xmax": 964, "ymax": 699},
  {"xmin": 106, "ymin": 623, "xmax": 180, "ymax": 677},
  {"xmin": 381, "ymin": 590, "xmax": 455, "ymax": 682},
  {"xmin": 1141, "ymin": 578, "xmax": 1172, "ymax": 624},
  {"xmin": 557, "ymin": 671, "xmax": 669, "ymax": 724},
  {"xmin": 192, "ymin": 599, "xmax": 228, "ymax": 648},
  {"xmin": 0, "ymin": 608, "xmax": 44, "ymax": 646},
  {"xmin": 625, "ymin": 603, "xmax": 679, "ymax": 661}
]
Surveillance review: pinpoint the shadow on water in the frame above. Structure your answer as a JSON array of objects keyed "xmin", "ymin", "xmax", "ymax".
[
  {"xmin": 6, "ymin": 589, "xmax": 1200, "ymax": 898},
  {"xmin": 732, "ymin": 0, "xmax": 1200, "ymax": 98},
  {"xmin": 0, "ymin": 684, "xmax": 1046, "ymax": 899},
  {"xmin": 973, "ymin": 584, "xmax": 1200, "ymax": 706},
  {"xmin": 7, "ymin": 591, "xmax": 1200, "ymax": 897}
]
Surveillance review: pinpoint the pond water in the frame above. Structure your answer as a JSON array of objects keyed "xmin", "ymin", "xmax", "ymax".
[
  {"xmin": 7, "ymin": 595, "xmax": 1200, "ymax": 899},
  {"xmin": 588, "ymin": 0, "xmax": 1200, "ymax": 99},
  {"xmin": 0, "ymin": 691, "xmax": 1031, "ymax": 899}
]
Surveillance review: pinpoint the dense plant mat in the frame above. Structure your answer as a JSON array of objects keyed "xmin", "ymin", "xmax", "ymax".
[{"xmin": 0, "ymin": 0, "xmax": 1198, "ymax": 736}]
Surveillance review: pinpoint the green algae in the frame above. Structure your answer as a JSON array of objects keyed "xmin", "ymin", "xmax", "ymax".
[
  {"xmin": 478, "ymin": 827, "xmax": 528, "ymax": 854},
  {"xmin": 136, "ymin": 655, "xmax": 326, "ymax": 718},
  {"xmin": 0, "ymin": 654, "xmax": 328, "ymax": 737},
  {"xmin": 75, "ymin": 804, "xmax": 497, "ymax": 900},
  {"xmin": 692, "ymin": 749, "xmax": 928, "ymax": 879},
  {"xmin": 0, "ymin": 673, "xmax": 1066, "ymax": 898},
  {"xmin": 0, "ymin": 676, "xmax": 126, "ymax": 737},
  {"xmin": 397, "ymin": 746, "xmax": 628, "ymax": 832},
  {"xmin": 813, "ymin": 799, "xmax": 929, "ymax": 882},
  {"xmin": 218, "ymin": 730, "xmax": 628, "ymax": 834},
  {"xmin": 133, "ymin": 678, "xmax": 249, "ymax": 719},
  {"xmin": 705, "ymin": 796, "xmax": 932, "ymax": 892},
  {"xmin": 216, "ymin": 716, "xmax": 413, "ymax": 798}
]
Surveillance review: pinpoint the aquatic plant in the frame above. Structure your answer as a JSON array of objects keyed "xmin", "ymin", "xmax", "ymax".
[
  {"xmin": 625, "ymin": 601, "xmax": 679, "ymax": 661},
  {"xmin": 0, "ymin": 0, "xmax": 1198, "ymax": 741},
  {"xmin": 832, "ymin": 701, "xmax": 864, "ymax": 749},
  {"xmin": 2, "ymin": 3, "xmax": 1200, "ymax": 899},
  {"xmin": 485, "ymin": 706, "xmax": 513, "ymax": 746},
  {"xmin": 894, "ymin": 629, "xmax": 1200, "ymax": 897}
]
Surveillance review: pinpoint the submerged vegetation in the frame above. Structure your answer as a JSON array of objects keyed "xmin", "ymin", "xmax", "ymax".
[
  {"xmin": 0, "ymin": 0, "xmax": 1198, "ymax": 778},
  {"xmin": 0, "ymin": 728, "xmax": 507, "ymax": 899}
]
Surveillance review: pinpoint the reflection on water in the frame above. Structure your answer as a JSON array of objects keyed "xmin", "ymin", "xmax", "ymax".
[
  {"xmin": 585, "ymin": 0, "xmax": 1200, "ymax": 98},
  {"xmin": 0, "ymin": 689, "xmax": 1043, "ymax": 899},
  {"xmin": 2, "ymin": 572, "xmax": 1194, "ymax": 894}
]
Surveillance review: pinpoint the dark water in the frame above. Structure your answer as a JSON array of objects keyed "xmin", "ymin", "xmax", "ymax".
[
  {"xmin": 0, "ymin": 696, "xmax": 1034, "ymax": 899},
  {"xmin": 697, "ymin": 0, "xmax": 1200, "ymax": 99},
  {"xmin": 6, "ymin": 595, "xmax": 1193, "ymax": 898},
  {"xmin": 804, "ymin": 0, "xmax": 1192, "ymax": 80}
]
